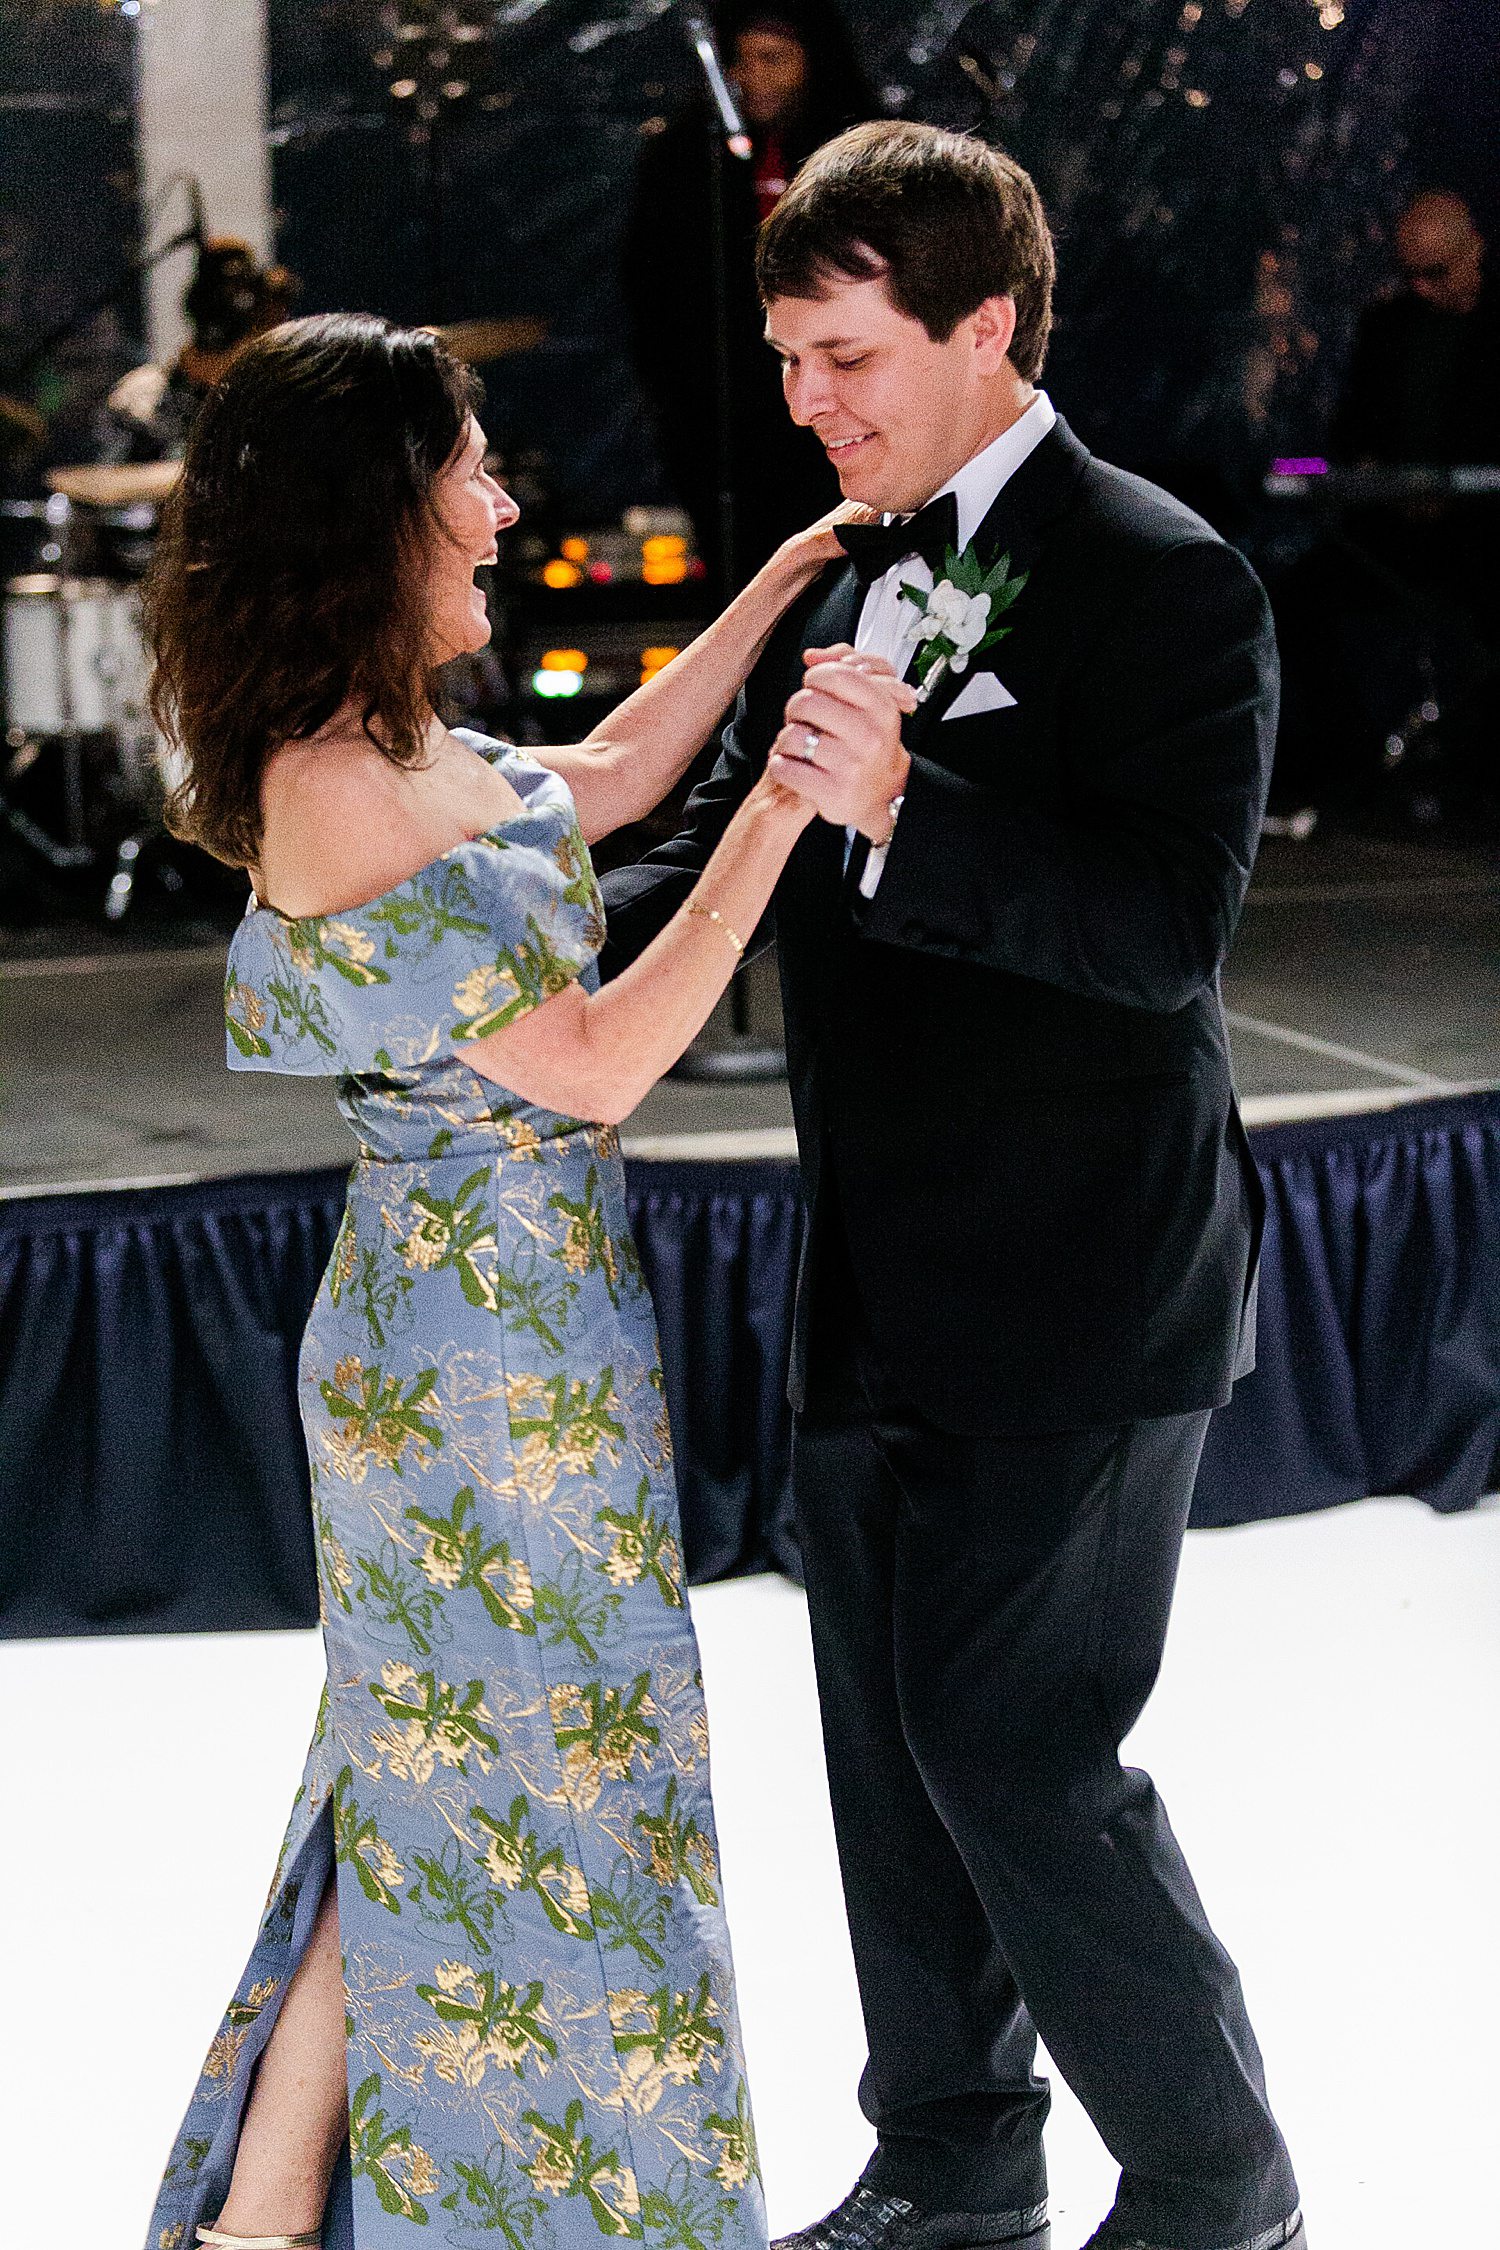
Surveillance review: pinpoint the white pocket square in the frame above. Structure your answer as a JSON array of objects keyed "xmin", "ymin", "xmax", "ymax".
[{"xmin": 942, "ymin": 669, "xmax": 1018, "ymax": 721}]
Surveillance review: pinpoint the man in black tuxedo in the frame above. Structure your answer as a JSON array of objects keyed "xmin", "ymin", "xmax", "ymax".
[{"xmin": 603, "ymin": 123, "xmax": 1303, "ymax": 2250}]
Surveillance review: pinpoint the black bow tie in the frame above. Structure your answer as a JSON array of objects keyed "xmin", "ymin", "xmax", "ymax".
[{"xmin": 834, "ymin": 490, "xmax": 961, "ymax": 587}]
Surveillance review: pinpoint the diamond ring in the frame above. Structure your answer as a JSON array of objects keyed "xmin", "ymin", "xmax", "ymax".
[{"xmin": 800, "ymin": 728, "xmax": 822, "ymax": 761}]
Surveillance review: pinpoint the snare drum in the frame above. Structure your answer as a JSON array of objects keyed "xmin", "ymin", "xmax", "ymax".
[{"xmin": 3, "ymin": 573, "xmax": 152, "ymax": 737}]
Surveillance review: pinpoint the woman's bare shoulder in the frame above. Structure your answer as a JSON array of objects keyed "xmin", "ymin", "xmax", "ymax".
[{"xmin": 256, "ymin": 734, "xmax": 435, "ymax": 916}]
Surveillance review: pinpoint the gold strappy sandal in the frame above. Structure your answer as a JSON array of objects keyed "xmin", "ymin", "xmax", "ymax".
[{"xmin": 195, "ymin": 2230, "xmax": 320, "ymax": 2249}]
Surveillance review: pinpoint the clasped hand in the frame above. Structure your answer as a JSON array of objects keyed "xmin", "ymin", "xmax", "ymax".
[{"xmin": 768, "ymin": 645, "xmax": 917, "ymax": 840}]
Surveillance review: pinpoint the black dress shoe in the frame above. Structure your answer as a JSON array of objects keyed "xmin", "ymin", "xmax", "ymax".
[
  {"xmin": 1080, "ymin": 2206, "xmax": 1305, "ymax": 2250},
  {"xmin": 773, "ymin": 2182, "xmax": 1049, "ymax": 2250}
]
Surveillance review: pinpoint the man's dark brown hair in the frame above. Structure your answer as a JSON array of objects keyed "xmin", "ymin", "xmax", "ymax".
[{"xmin": 756, "ymin": 120, "xmax": 1056, "ymax": 381}]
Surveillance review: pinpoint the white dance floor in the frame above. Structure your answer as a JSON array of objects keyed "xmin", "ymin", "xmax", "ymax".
[{"xmin": 5, "ymin": 1496, "xmax": 1497, "ymax": 2250}]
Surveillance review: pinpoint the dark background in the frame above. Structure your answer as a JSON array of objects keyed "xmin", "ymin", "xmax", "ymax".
[
  {"xmin": 2, "ymin": 0, "xmax": 1497, "ymax": 527},
  {"xmin": 0, "ymin": 1, "xmax": 139, "ymax": 464}
]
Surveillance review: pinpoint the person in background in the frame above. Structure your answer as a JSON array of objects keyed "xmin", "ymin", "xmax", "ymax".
[
  {"xmin": 104, "ymin": 238, "xmax": 301, "ymax": 463},
  {"xmin": 1331, "ymin": 189, "xmax": 1499, "ymax": 468},
  {"xmin": 623, "ymin": 0, "xmax": 879, "ymax": 588},
  {"xmin": 1271, "ymin": 190, "xmax": 1500, "ymax": 829}
]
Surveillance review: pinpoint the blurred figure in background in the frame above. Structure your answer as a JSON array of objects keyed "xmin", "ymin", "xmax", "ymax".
[
  {"xmin": 1331, "ymin": 189, "xmax": 1498, "ymax": 467},
  {"xmin": 104, "ymin": 238, "xmax": 300, "ymax": 463},
  {"xmin": 623, "ymin": 1, "xmax": 879, "ymax": 588},
  {"xmin": 1272, "ymin": 190, "xmax": 1500, "ymax": 828}
]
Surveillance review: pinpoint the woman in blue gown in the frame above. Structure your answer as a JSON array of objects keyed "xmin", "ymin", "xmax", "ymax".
[{"xmin": 140, "ymin": 314, "xmax": 913, "ymax": 2250}]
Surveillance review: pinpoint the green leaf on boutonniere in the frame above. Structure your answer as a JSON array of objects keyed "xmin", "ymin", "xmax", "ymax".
[
  {"xmin": 945, "ymin": 543, "xmax": 987, "ymax": 596},
  {"xmin": 899, "ymin": 540, "xmax": 1029, "ymax": 696}
]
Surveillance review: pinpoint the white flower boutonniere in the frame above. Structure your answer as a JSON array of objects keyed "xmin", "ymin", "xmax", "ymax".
[{"xmin": 900, "ymin": 541, "xmax": 1029, "ymax": 702}]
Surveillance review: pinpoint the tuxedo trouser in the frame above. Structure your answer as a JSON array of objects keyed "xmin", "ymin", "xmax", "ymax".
[{"xmin": 790, "ymin": 1253, "xmax": 1299, "ymax": 2247}]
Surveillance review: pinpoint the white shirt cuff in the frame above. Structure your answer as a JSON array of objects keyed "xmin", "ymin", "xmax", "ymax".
[{"xmin": 857, "ymin": 841, "xmax": 889, "ymax": 899}]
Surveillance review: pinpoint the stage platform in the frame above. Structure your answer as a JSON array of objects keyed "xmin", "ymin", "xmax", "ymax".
[
  {"xmin": 2, "ymin": 822, "xmax": 1499, "ymax": 1193},
  {"xmin": 3, "ymin": 816, "xmax": 1499, "ymax": 1641}
]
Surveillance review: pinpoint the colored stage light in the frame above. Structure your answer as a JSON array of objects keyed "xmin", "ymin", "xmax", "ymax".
[
  {"xmin": 641, "ymin": 534, "xmax": 689, "ymax": 585},
  {"xmin": 532, "ymin": 669, "xmax": 583, "ymax": 699},
  {"xmin": 539, "ymin": 649, "xmax": 589, "ymax": 672},
  {"xmin": 561, "ymin": 537, "xmax": 589, "ymax": 562},
  {"xmin": 640, "ymin": 646, "xmax": 680, "ymax": 684},
  {"xmin": 542, "ymin": 558, "xmax": 583, "ymax": 588}
]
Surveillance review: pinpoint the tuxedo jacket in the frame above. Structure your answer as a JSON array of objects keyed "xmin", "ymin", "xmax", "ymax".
[{"xmin": 601, "ymin": 416, "xmax": 1277, "ymax": 1436}]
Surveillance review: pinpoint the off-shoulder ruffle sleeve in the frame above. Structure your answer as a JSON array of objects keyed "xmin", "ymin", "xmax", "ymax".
[{"xmin": 224, "ymin": 772, "xmax": 603, "ymax": 1078}]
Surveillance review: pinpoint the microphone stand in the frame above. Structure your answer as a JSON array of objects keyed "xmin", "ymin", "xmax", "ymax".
[
  {"xmin": 671, "ymin": 9, "xmax": 787, "ymax": 1085},
  {"xmin": 682, "ymin": 10, "xmax": 751, "ymax": 599}
]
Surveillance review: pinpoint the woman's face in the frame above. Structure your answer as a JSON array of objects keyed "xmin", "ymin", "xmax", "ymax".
[{"xmin": 429, "ymin": 415, "xmax": 516, "ymax": 665}]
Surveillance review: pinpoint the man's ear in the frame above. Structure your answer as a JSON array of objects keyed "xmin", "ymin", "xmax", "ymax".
[{"xmin": 970, "ymin": 294, "xmax": 1018, "ymax": 372}]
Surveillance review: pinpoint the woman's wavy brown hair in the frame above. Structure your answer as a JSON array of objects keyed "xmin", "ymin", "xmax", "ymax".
[{"xmin": 145, "ymin": 312, "xmax": 480, "ymax": 867}]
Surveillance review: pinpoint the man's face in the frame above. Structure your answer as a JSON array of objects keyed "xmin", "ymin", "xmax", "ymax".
[
  {"xmin": 1395, "ymin": 198, "xmax": 1485, "ymax": 316},
  {"xmin": 732, "ymin": 28, "xmax": 808, "ymax": 127},
  {"xmin": 766, "ymin": 272, "xmax": 1013, "ymax": 514}
]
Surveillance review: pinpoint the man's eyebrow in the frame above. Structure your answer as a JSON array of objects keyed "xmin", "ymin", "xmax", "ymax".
[{"xmin": 764, "ymin": 332, "xmax": 869, "ymax": 354}]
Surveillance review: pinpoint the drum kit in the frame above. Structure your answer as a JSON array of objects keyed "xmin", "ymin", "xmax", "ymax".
[{"xmin": 1, "ymin": 458, "xmax": 183, "ymax": 917}]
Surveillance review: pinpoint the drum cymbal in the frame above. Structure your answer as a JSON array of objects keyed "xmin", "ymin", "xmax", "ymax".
[
  {"xmin": 430, "ymin": 316, "xmax": 548, "ymax": 364},
  {"xmin": 47, "ymin": 460, "xmax": 182, "ymax": 508}
]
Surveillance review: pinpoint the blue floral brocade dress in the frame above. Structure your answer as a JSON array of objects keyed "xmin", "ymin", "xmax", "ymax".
[{"xmin": 146, "ymin": 738, "xmax": 765, "ymax": 2250}]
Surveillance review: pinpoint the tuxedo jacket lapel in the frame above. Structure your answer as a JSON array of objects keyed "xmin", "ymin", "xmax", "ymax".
[
  {"xmin": 901, "ymin": 416, "xmax": 1092, "ymax": 758},
  {"xmin": 793, "ymin": 564, "xmax": 863, "ymax": 906},
  {"xmin": 803, "ymin": 560, "xmax": 863, "ymax": 653}
]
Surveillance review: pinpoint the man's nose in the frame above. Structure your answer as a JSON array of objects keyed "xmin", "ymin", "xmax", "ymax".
[
  {"xmin": 492, "ymin": 481, "xmax": 520, "ymax": 529},
  {"xmin": 785, "ymin": 366, "xmax": 831, "ymax": 427}
]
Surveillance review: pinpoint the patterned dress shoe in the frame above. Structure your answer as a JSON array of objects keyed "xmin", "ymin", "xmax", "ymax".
[
  {"xmin": 1080, "ymin": 2207, "xmax": 1305, "ymax": 2250},
  {"xmin": 773, "ymin": 2182, "xmax": 1050, "ymax": 2250}
]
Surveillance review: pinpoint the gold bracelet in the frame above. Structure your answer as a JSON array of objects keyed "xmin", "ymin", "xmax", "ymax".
[{"xmin": 686, "ymin": 900, "xmax": 746, "ymax": 957}]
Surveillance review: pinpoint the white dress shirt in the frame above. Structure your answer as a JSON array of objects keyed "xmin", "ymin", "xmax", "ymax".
[{"xmin": 849, "ymin": 389, "xmax": 1057, "ymax": 897}]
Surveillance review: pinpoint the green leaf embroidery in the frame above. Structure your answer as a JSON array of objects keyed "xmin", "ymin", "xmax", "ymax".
[
  {"xmin": 332, "ymin": 1765, "xmax": 405, "ymax": 1915},
  {"xmin": 596, "ymin": 1479, "xmax": 685, "ymax": 1609},
  {"xmin": 348, "ymin": 2073, "xmax": 436, "ymax": 2222},
  {"xmin": 319, "ymin": 1359, "xmax": 443, "ymax": 1478},
  {"xmin": 442, "ymin": 2145, "xmax": 549, "ymax": 2245},
  {"xmin": 521, "ymin": 2100, "xmax": 643, "ymax": 2237},
  {"xmin": 404, "ymin": 1486, "xmax": 536, "ymax": 1636},
  {"xmin": 634, "ymin": 1777, "xmax": 719, "ymax": 1907},
  {"xmin": 469, "ymin": 1792, "xmax": 594, "ymax": 1939}
]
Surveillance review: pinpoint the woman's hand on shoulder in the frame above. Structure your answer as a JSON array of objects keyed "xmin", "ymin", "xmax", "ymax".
[{"xmin": 768, "ymin": 499, "xmax": 881, "ymax": 590}]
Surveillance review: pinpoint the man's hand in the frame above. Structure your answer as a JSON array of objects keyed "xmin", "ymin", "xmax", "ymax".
[{"xmin": 768, "ymin": 645, "xmax": 917, "ymax": 839}]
